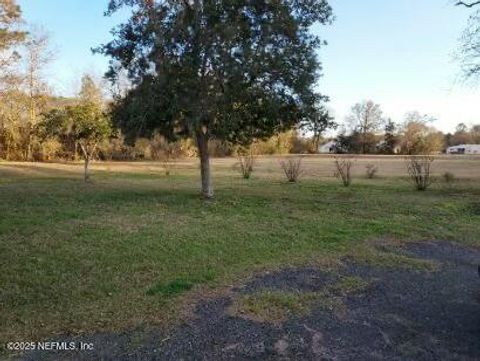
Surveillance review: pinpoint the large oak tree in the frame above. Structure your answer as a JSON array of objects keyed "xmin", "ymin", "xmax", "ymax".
[{"xmin": 97, "ymin": 0, "xmax": 333, "ymax": 198}]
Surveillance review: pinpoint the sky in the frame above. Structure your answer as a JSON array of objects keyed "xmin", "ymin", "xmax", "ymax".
[{"xmin": 18, "ymin": 0, "xmax": 480, "ymax": 133}]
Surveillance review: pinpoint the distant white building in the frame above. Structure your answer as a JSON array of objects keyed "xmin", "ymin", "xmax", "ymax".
[
  {"xmin": 318, "ymin": 141, "xmax": 337, "ymax": 154},
  {"xmin": 446, "ymin": 144, "xmax": 480, "ymax": 155}
]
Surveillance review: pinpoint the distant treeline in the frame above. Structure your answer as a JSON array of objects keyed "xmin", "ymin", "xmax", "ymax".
[{"xmin": 1, "ymin": 82, "xmax": 480, "ymax": 162}]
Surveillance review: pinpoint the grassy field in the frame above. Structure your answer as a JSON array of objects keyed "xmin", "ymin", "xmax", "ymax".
[{"xmin": 1, "ymin": 155, "xmax": 479, "ymax": 343}]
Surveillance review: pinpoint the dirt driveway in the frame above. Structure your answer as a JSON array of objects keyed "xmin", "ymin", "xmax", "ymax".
[{"xmin": 19, "ymin": 241, "xmax": 480, "ymax": 361}]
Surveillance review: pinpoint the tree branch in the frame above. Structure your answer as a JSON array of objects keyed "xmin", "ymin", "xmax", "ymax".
[{"xmin": 456, "ymin": 1, "xmax": 480, "ymax": 7}]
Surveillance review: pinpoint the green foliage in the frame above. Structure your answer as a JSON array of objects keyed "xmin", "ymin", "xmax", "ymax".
[
  {"xmin": 40, "ymin": 103, "xmax": 111, "ymax": 150},
  {"xmin": 100, "ymin": 0, "xmax": 333, "ymax": 141},
  {"xmin": 300, "ymin": 99, "xmax": 337, "ymax": 150},
  {"xmin": 39, "ymin": 102, "xmax": 111, "ymax": 181},
  {"xmin": 70, "ymin": 104, "xmax": 111, "ymax": 144},
  {"xmin": 379, "ymin": 119, "xmax": 399, "ymax": 154}
]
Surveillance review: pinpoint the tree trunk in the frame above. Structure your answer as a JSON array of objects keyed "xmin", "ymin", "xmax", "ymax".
[
  {"xmin": 313, "ymin": 134, "xmax": 320, "ymax": 153},
  {"xmin": 74, "ymin": 142, "xmax": 78, "ymax": 161},
  {"xmin": 362, "ymin": 131, "xmax": 367, "ymax": 154},
  {"xmin": 84, "ymin": 156, "xmax": 90, "ymax": 182},
  {"xmin": 79, "ymin": 143, "xmax": 90, "ymax": 183},
  {"xmin": 196, "ymin": 131, "xmax": 213, "ymax": 199},
  {"xmin": 27, "ymin": 133, "xmax": 32, "ymax": 161}
]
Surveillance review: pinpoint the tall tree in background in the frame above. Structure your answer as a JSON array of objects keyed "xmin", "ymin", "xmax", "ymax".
[
  {"xmin": 0, "ymin": 0, "xmax": 25, "ymax": 160},
  {"xmin": 456, "ymin": 1, "xmax": 480, "ymax": 78},
  {"xmin": 346, "ymin": 100, "xmax": 384, "ymax": 154},
  {"xmin": 22, "ymin": 28, "xmax": 54, "ymax": 160},
  {"xmin": 79, "ymin": 74, "xmax": 104, "ymax": 108},
  {"xmin": 97, "ymin": 0, "xmax": 333, "ymax": 198},
  {"xmin": 471, "ymin": 124, "xmax": 480, "ymax": 142},
  {"xmin": 450, "ymin": 122, "xmax": 474, "ymax": 145},
  {"xmin": 400, "ymin": 112, "xmax": 444, "ymax": 154},
  {"xmin": 379, "ymin": 119, "xmax": 398, "ymax": 154},
  {"xmin": 0, "ymin": 0, "xmax": 25, "ymax": 72},
  {"xmin": 300, "ymin": 95, "xmax": 336, "ymax": 151}
]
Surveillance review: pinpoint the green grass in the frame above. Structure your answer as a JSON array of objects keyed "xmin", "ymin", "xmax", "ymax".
[
  {"xmin": 146, "ymin": 272, "xmax": 216, "ymax": 298},
  {"xmin": 1, "ymin": 162, "xmax": 479, "ymax": 342},
  {"xmin": 230, "ymin": 276, "xmax": 371, "ymax": 323},
  {"xmin": 230, "ymin": 290, "xmax": 317, "ymax": 323}
]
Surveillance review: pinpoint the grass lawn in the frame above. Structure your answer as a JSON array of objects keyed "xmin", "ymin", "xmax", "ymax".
[{"xmin": 1, "ymin": 157, "xmax": 479, "ymax": 343}]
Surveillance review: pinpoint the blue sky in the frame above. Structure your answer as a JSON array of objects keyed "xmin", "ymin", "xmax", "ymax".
[{"xmin": 18, "ymin": 0, "xmax": 479, "ymax": 133}]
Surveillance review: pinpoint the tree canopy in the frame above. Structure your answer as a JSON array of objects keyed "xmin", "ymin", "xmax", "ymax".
[
  {"xmin": 0, "ymin": 0, "xmax": 25, "ymax": 74},
  {"xmin": 0, "ymin": 0, "xmax": 25, "ymax": 50},
  {"xmin": 346, "ymin": 100, "xmax": 384, "ymax": 154}
]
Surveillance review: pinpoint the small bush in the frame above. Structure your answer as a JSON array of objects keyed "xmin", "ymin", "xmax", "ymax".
[
  {"xmin": 334, "ymin": 157, "xmax": 354, "ymax": 187},
  {"xmin": 235, "ymin": 151, "xmax": 255, "ymax": 179},
  {"xmin": 406, "ymin": 155, "xmax": 434, "ymax": 191},
  {"xmin": 365, "ymin": 163, "xmax": 378, "ymax": 179},
  {"xmin": 442, "ymin": 171, "xmax": 456, "ymax": 190},
  {"xmin": 443, "ymin": 171, "xmax": 456, "ymax": 185},
  {"xmin": 150, "ymin": 134, "xmax": 181, "ymax": 176},
  {"xmin": 36, "ymin": 138, "xmax": 63, "ymax": 161},
  {"xmin": 280, "ymin": 157, "xmax": 304, "ymax": 182}
]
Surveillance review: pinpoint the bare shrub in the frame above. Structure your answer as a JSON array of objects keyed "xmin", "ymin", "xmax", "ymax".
[
  {"xmin": 443, "ymin": 171, "xmax": 455, "ymax": 183},
  {"xmin": 280, "ymin": 157, "xmax": 304, "ymax": 183},
  {"xmin": 365, "ymin": 163, "xmax": 378, "ymax": 179},
  {"xmin": 442, "ymin": 171, "xmax": 456, "ymax": 188},
  {"xmin": 334, "ymin": 157, "xmax": 354, "ymax": 187},
  {"xmin": 235, "ymin": 150, "xmax": 255, "ymax": 179},
  {"xmin": 406, "ymin": 155, "xmax": 434, "ymax": 191},
  {"xmin": 150, "ymin": 134, "xmax": 181, "ymax": 176}
]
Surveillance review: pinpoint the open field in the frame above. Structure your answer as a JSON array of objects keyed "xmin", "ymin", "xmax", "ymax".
[
  {"xmin": 1, "ymin": 155, "xmax": 480, "ymax": 348},
  {"xmin": 2, "ymin": 154, "xmax": 480, "ymax": 180}
]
